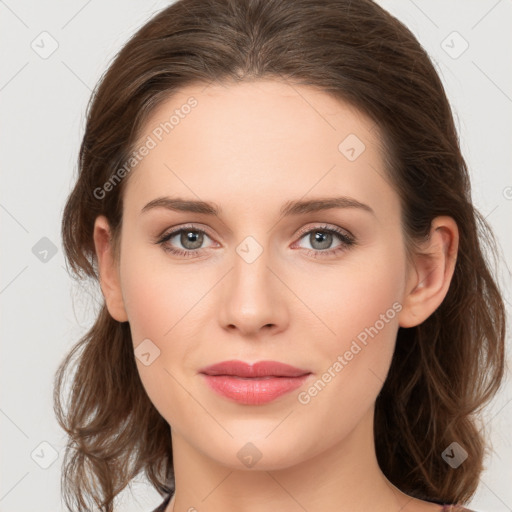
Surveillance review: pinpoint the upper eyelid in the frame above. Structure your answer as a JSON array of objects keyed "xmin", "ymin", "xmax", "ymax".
[
  {"xmin": 295, "ymin": 223, "xmax": 353, "ymax": 239},
  {"xmin": 159, "ymin": 224, "xmax": 215, "ymax": 241}
]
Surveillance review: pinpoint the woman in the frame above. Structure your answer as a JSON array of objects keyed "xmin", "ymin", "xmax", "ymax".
[{"xmin": 53, "ymin": 1, "xmax": 506, "ymax": 511}]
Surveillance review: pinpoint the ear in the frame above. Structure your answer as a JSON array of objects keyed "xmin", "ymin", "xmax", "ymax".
[
  {"xmin": 93, "ymin": 215, "xmax": 128, "ymax": 322},
  {"xmin": 398, "ymin": 216, "xmax": 459, "ymax": 328}
]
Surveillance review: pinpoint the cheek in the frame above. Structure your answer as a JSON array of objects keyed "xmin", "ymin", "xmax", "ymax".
[
  {"xmin": 119, "ymin": 241, "xmax": 200, "ymax": 344},
  {"xmin": 118, "ymin": 246, "xmax": 198, "ymax": 419},
  {"xmin": 299, "ymin": 242, "xmax": 405, "ymax": 388},
  {"xmin": 118, "ymin": 244, "xmax": 212, "ymax": 411},
  {"xmin": 300, "ymin": 241, "xmax": 404, "ymax": 337}
]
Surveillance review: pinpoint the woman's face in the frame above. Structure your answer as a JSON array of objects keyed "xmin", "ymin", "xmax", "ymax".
[{"xmin": 106, "ymin": 80, "xmax": 415, "ymax": 469}]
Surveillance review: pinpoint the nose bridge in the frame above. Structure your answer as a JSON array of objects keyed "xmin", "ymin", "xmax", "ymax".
[{"xmin": 219, "ymin": 233, "xmax": 284, "ymax": 334}]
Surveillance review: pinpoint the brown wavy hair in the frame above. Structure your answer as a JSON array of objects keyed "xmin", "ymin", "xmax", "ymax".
[{"xmin": 53, "ymin": 0, "xmax": 507, "ymax": 510}]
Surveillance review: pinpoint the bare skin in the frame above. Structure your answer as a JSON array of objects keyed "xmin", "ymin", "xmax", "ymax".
[{"xmin": 93, "ymin": 80, "xmax": 458, "ymax": 512}]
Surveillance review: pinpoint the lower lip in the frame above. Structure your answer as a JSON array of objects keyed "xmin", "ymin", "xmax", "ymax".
[{"xmin": 201, "ymin": 374, "xmax": 311, "ymax": 405}]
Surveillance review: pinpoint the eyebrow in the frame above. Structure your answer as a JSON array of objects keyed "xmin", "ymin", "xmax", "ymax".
[{"xmin": 140, "ymin": 196, "xmax": 375, "ymax": 217}]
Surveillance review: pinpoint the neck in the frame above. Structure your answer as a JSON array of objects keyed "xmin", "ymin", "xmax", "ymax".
[{"xmin": 167, "ymin": 407, "xmax": 418, "ymax": 512}]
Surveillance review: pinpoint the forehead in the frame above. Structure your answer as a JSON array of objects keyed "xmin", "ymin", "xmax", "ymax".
[
  {"xmin": 123, "ymin": 79, "xmax": 397, "ymax": 222},
  {"xmin": 135, "ymin": 79, "xmax": 379, "ymax": 153}
]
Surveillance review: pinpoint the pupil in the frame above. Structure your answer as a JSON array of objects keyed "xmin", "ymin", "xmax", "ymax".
[
  {"xmin": 312, "ymin": 231, "xmax": 331, "ymax": 250},
  {"xmin": 182, "ymin": 230, "xmax": 203, "ymax": 249}
]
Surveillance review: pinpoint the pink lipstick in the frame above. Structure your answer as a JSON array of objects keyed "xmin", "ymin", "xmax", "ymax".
[{"xmin": 199, "ymin": 360, "xmax": 312, "ymax": 405}]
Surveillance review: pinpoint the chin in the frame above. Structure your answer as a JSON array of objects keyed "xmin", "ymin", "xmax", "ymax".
[{"xmin": 200, "ymin": 434, "xmax": 312, "ymax": 472}]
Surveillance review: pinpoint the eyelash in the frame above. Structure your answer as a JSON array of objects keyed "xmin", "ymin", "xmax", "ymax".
[{"xmin": 155, "ymin": 223, "xmax": 356, "ymax": 259}]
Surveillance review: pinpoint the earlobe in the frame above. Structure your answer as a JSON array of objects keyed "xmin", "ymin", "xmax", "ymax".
[
  {"xmin": 398, "ymin": 216, "xmax": 459, "ymax": 328},
  {"xmin": 93, "ymin": 215, "xmax": 128, "ymax": 323}
]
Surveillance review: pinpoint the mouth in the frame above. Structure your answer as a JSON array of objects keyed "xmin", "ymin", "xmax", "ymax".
[
  {"xmin": 198, "ymin": 360, "xmax": 312, "ymax": 405},
  {"xmin": 198, "ymin": 359, "xmax": 311, "ymax": 378}
]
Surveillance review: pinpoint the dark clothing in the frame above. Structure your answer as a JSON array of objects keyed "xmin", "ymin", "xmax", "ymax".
[{"xmin": 152, "ymin": 493, "xmax": 172, "ymax": 512}]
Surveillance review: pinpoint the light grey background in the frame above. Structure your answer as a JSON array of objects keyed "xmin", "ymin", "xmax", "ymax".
[{"xmin": 1, "ymin": 1, "xmax": 511, "ymax": 511}]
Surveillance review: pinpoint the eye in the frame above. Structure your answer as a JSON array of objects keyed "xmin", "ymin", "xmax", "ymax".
[
  {"xmin": 156, "ymin": 225, "xmax": 216, "ymax": 258},
  {"xmin": 156, "ymin": 223, "xmax": 356, "ymax": 259},
  {"xmin": 293, "ymin": 225, "xmax": 356, "ymax": 258}
]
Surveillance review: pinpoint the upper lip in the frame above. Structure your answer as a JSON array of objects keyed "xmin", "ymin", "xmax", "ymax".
[{"xmin": 199, "ymin": 360, "xmax": 311, "ymax": 378}]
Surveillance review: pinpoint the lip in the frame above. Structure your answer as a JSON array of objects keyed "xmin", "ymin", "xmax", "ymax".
[
  {"xmin": 199, "ymin": 360, "xmax": 311, "ymax": 378},
  {"xmin": 199, "ymin": 360, "xmax": 312, "ymax": 405}
]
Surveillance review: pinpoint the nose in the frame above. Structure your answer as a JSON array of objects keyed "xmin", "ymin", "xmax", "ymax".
[{"xmin": 218, "ymin": 244, "xmax": 288, "ymax": 337}]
